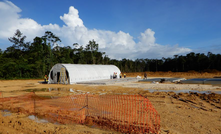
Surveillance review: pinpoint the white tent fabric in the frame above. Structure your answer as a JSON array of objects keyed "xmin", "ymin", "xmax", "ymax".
[{"xmin": 48, "ymin": 64, "xmax": 121, "ymax": 84}]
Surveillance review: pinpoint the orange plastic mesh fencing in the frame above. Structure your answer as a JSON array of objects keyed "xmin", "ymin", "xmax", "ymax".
[{"xmin": 0, "ymin": 92, "xmax": 160, "ymax": 133}]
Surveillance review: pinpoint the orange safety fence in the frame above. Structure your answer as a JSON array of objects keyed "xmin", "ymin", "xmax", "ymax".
[{"xmin": 0, "ymin": 92, "xmax": 160, "ymax": 133}]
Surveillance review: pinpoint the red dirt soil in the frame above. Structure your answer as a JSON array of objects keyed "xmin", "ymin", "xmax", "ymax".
[{"xmin": 0, "ymin": 71, "xmax": 221, "ymax": 134}]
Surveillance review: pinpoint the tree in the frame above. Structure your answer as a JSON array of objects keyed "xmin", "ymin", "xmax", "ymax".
[
  {"xmin": 3, "ymin": 29, "xmax": 221, "ymax": 79},
  {"xmin": 8, "ymin": 29, "xmax": 27, "ymax": 50},
  {"xmin": 41, "ymin": 31, "xmax": 61, "ymax": 75},
  {"xmin": 5, "ymin": 30, "xmax": 31, "ymax": 78},
  {"xmin": 85, "ymin": 40, "xmax": 98, "ymax": 64}
]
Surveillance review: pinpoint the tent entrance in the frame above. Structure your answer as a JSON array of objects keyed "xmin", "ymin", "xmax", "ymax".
[
  {"xmin": 58, "ymin": 67, "xmax": 69, "ymax": 84},
  {"xmin": 57, "ymin": 72, "xmax": 60, "ymax": 83}
]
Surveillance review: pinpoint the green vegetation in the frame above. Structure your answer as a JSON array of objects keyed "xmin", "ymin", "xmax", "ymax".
[{"xmin": 0, "ymin": 29, "xmax": 221, "ymax": 79}]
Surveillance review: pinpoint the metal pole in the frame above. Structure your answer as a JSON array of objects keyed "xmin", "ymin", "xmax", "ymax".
[
  {"xmin": 33, "ymin": 92, "xmax": 36, "ymax": 119},
  {"xmin": 86, "ymin": 94, "xmax": 89, "ymax": 116}
]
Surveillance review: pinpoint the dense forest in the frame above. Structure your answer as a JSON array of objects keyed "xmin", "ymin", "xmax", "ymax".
[{"xmin": 0, "ymin": 30, "xmax": 221, "ymax": 79}]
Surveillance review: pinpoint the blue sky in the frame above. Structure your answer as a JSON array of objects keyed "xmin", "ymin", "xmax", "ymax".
[{"xmin": 0, "ymin": 0, "xmax": 221, "ymax": 59}]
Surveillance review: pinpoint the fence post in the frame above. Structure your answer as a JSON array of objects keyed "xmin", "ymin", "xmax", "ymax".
[
  {"xmin": 33, "ymin": 92, "xmax": 36, "ymax": 119},
  {"xmin": 86, "ymin": 94, "xmax": 89, "ymax": 116},
  {"xmin": 0, "ymin": 92, "xmax": 2, "ymax": 110}
]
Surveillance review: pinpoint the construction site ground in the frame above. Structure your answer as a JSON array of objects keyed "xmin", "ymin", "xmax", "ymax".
[{"xmin": 0, "ymin": 71, "xmax": 221, "ymax": 134}]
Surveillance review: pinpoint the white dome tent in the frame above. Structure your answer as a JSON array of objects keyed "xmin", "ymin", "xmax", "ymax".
[{"xmin": 48, "ymin": 64, "xmax": 121, "ymax": 84}]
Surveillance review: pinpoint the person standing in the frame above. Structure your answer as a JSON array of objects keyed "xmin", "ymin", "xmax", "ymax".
[
  {"xmin": 144, "ymin": 72, "xmax": 147, "ymax": 79},
  {"xmin": 44, "ymin": 75, "xmax": 48, "ymax": 82},
  {"xmin": 113, "ymin": 72, "xmax": 116, "ymax": 79}
]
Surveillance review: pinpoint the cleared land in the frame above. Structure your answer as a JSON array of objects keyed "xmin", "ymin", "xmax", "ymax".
[{"xmin": 0, "ymin": 71, "xmax": 221, "ymax": 134}]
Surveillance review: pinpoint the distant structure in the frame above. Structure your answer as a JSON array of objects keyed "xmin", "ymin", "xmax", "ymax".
[{"xmin": 48, "ymin": 64, "xmax": 121, "ymax": 84}]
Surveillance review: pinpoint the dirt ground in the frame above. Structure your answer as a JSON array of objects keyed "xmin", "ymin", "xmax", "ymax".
[
  {"xmin": 126, "ymin": 71, "xmax": 221, "ymax": 79},
  {"xmin": 0, "ymin": 72, "xmax": 221, "ymax": 134}
]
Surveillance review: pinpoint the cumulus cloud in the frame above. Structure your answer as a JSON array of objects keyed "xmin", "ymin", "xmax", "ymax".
[
  {"xmin": 60, "ymin": 6, "xmax": 84, "ymax": 28},
  {"xmin": 0, "ymin": 1, "xmax": 44, "ymax": 41},
  {"xmin": 0, "ymin": 0, "xmax": 192, "ymax": 59}
]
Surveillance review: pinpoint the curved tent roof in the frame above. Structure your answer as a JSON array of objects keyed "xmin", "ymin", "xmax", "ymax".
[{"xmin": 48, "ymin": 64, "xmax": 121, "ymax": 84}]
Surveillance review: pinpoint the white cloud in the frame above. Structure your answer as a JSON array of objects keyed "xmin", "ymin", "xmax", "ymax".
[
  {"xmin": 0, "ymin": 1, "xmax": 44, "ymax": 41},
  {"xmin": 60, "ymin": 6, "xmax": 84, "ymax": 28},
  {"xmin": 0, "ymin": 0, "xmax": 192, "ymax": 59}
]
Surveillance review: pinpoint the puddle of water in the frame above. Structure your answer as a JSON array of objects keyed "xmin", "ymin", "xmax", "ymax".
[
  {"xmin": 28, "ymin": 114, "xmax": 62, "ymax": 125},
  {"xmin": 206, "ymin": 78, "xmax": 221, "ymax": 81},
  {"xmin": 139, "ymin": 78, "xmax": 186, "ymax": 83},
  {"xmin": 99, "ymin": 93, "xmax": 106, "ymax": 95},
  {"xmin": 29, "ymin": 115, "xmax": 60, "ymax": 125},
  {"xmin": 185, "ymin": 78, "xmax": 208, "ymax": 81},
  {"xmin": 181, "ymin": 78, "xmax": 221, "ymax": 86},
  {"xmin": 24, "ymin": 88, "xmax": 75, "ymax": 92},
  {"xmin": 1, "ymin": 110, "xmax": 12, "ymax": 117},
  {"xmin": 24, "ymin": 88, "xmax": 48, "ymax": 92},
  {"xmin": 144, "ymin": 89, "xmax": 221, "ymax": 94},
  {"xmin": 0, "ymin": 110, "xmax": 60, "ymax": 125},
  {"xmin": 28, "ymin": 115, "xmax": 49, "ymax": 123}
]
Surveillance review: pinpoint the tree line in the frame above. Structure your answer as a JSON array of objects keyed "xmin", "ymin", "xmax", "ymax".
[{"xmin": 0, "ymin": 30, "xmax": 220, "ymax": 79}]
